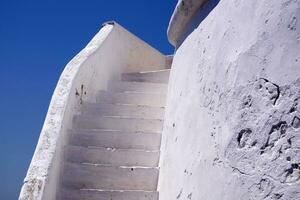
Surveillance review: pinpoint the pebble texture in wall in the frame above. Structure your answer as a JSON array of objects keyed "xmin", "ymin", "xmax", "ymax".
[{"xmin": 159, "ymin": 0, "xmax": 300, "ymax": 199}]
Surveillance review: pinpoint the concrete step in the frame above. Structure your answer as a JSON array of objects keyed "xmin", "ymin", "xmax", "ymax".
[
  {"xmin": 63, "ymin": 162, "xmax": 159, "ymax": 191},
  {"xmin": 97, "ymin": 91, "xmax": 166, "ymax": 107},
  {"xmin": 122, "ymin": 69, "xmax": 170, "ymax": 83},
  {"xmin": 108, "ymin": 80, "xmax": 168, "ymax": 94},
  {"xmin": 66, "ymin": 145, "xmax": 160, "ymax": 167},
  {"xmin": 74, "ymin": 116, "xmax": 163, "ymax": 133},
  {"xmin": 70, "ymin": 130, "xmax": 161, "ymax": 151},
  {"xmin": 60, "ymin": 189, "xmax": 158, "ymax": 200},
  {"xmin": 81, "ymin": 103, "xmax": 165, "ymax": 119}
]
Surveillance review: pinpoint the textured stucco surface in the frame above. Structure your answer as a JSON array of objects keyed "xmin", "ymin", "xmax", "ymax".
[{"xmin": 159, "ymin": 0, "xmax": 300, "ymax": 199}]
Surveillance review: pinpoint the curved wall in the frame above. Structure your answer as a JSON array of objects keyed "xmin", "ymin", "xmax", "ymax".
[
  {"xmin": 159, "ymin": 0, "xmax": 300, "ymax": 199},
  {"xmin": 167, "ymin": 0, "xmax": 207, "ymax": 47},
  {"xmin": 19, "ymin": 22, "xmax": 168, "ymax": 200}
]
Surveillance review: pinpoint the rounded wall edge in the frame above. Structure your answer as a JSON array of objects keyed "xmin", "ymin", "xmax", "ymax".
[{"xmin": 167, "ymin": 0, "xmax": 207, "ymax": 47}]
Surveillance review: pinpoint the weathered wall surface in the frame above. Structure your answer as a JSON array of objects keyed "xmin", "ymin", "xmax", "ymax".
[{"xmin": 159, "ymin": 0, "xmax": 300, "ymax": 199}]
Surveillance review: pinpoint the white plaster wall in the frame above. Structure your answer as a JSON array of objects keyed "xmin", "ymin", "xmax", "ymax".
[
  {"xmin": 19, "ymin": 22, "xmax": 168, "ymax": 200},
  {"xmin": 159, "ymin": 0, "xmax": 300, "ymax": 199}
]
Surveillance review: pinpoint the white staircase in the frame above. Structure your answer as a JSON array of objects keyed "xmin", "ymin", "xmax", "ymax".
[{"xmin": 60, "ymin": 69, "xmax": 170, "ymax": 200}]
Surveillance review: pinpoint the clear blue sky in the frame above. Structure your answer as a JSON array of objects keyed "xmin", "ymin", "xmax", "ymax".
[{"xmin": 0, "ymin": 0, "xmax": 176, "ymax": 199}]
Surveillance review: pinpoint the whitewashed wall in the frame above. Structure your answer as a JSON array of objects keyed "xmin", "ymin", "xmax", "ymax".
[
  {"xmin": 167, "ymin": 0, "xmax": 207, "ymax": 47},
  {"xmin": 159, "ymin": 0, "xmax": 300, "ymax": 199},
  {"xmin": 19, "ymin": 22, "xmax": 168, "ymax": 200}
]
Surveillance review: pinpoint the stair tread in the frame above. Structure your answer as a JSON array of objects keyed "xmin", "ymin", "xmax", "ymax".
[
  {"xmin": 108, "ymin": 80, "xmax": 168, "ymax": 94},
  {"xmin": 77, "ymin": 115, "xmax": 164, "ymax": 120},
  {"xmin": 112, "ymin": 80, "xmax": 168, "ymax": 86},
  {"xmin": 85, "ymin": 102, "xmax": 166, "ymax": 108},
  {"xmin": 74, "ymin": 115, "xmax": 164, "ymax": 132},
  {"xmin": 65, "ymin": 161, "xmax": 159, "ymax": 169},
  {"xmin": 98, "ymin": 90, "xmax": 167, "ymax": 95},
  {"xmin": 122, "ymin": 69, "xmax": 170, "ymax": 83},
  {"xmin": 122, "ymin": 69, "xmax": 170, "ymax": 75},
  {"xmin": 72, "ymin": 129, "xmax": 161, "ymax": 134},
  {"xmin": 63, "ymin": 162, "xmax": 159, "ymax": 191},
  {"xmin": 84, "ymin": 102, "xmax": 165, "ymax": 108},
  {"xmin": 97, "ymin": 91, "xmax": 166, "ymax": 107},
  {"xmin": 66, "ymin": 145, "xmax": 160, "ymax": 167},
  {"xmin": 75, "ymin": 115, "xmax": 164, "ymax": 121},
  {"xmin": 81, "ymin": 103, "xmax": 165, "ymax": 120},
  {"xmin": 67, "ymin": 144, "xmax": 160, "ymax": 152},
  {"xmin": 60, "ymin": 188, "xmax": 159, "ymax": 200},
  {"xmin": 70, "ymin": 129, "xmax": 161, "ymax": 151}
]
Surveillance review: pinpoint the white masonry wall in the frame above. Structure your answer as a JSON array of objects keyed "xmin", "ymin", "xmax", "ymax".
[
  {"xmin": 159, "ymin": 0, "xmax": 300, "ymax": 199},
  {"xmin": 19, "ymin": 22, "xmax": 168, "ymax": 200}
]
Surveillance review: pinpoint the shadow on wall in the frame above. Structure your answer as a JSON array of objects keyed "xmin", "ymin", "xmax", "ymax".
[{"xmin": 177, "ymin": 0, "xmax": 221, "ymax": 48}]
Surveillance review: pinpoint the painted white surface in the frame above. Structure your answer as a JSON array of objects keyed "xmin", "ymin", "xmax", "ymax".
[
  {"xmin": 82, "ymin": 103, "xmax": 166, "ymax": 119},
  {"xmin": 61, "ymin": 189, "xmax": 158, "ymax": 200},
  {"xmin": 108, "ymin": 81, "xmax": 168, "ymax": 94},
  {"xmin": 159, "ymin": 0, "xmax": 300, "ymax": 199},
  {"xmin": 65, "ymin": 145, "xmax": 160, "ymax": 167},
  {"xmin": 63, "ymin": 162, "xmax": 159, "ymax": 190},
  {"xmin": 167, "ymin": 0, "xmax": 207, "ymax": 47},
  {"xmin": 70, "ymin": 130, "xmax": 162, "ymax": 151},
  {"xmin": 19, "ymin": 22, "xmax": 168, "ymax": 200},
  {"xmin": 60, "ymin": 70, "xmax": 169, "ymax": 199}
]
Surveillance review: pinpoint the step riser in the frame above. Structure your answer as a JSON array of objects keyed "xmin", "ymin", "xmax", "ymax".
[
  {"xmin": 122, "ymin": 70, "xmax": 170, "ymax": 83},
  {"xmin": 70, "ymin": 131, "xmax": 161, "ymax": 151},
  {"xmin": 108, "ymin": 81, "xmax": 168, "ymax": 94},
  {"xmin": 74, "ymin": 117, "xmax": 163, "ymax": 132},
  {"xmin": 60, "ymin": 190, "xmax": 159, "ymax": 200},
  {"xmin": 82, "ymin": 104, "xmax": 165, "ymax": 119},
  {"xmin": 66, "ymin": 146, "xmax": 160, "ymax": 167},
  {"xmin": 63, "ymin": 163, "xmax": 159, "ymax": 191},
  {"xmin": 97, "ymin": 91, "xmax": 166, "ymax": 107}
]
